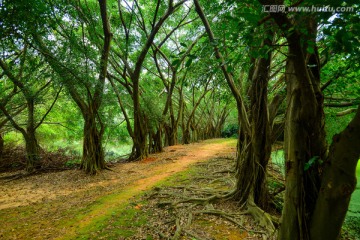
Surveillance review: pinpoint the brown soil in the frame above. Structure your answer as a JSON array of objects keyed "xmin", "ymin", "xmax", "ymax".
[{"xmin": 0, "ymin": 138, "xmax": 237, "ymax": 240}]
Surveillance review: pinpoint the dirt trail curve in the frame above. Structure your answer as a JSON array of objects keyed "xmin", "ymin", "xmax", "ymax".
[{"xmin": 0, "ymin": 138, "xmax": 236, "ymax": 240}]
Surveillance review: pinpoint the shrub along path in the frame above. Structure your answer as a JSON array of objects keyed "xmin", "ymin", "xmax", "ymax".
[{"xmin": 0, "ymin": 139, "xmax": 237, "ymax": 239}]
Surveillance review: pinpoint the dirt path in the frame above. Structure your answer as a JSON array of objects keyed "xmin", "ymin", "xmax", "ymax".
[{"xmin": 0, "ymin": 138, "xmax": 236, "ymax": 240}]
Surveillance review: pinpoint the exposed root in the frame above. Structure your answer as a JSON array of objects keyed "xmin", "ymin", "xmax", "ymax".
[
  {"xmin": 142, "ymin": 154, "xmax": 279, "ymax": 239},
  {"xmin": 1, "ymin": 166, "xmax": 74, "ymax": 181},
  {"xmin": 183, "ymin": 229, "xmax": 209, "ymax": 240},
  {"xmin": 212, "ymin": 169, "xmax": 235, "ymax": 174},
  {"xmin": 245, "ymin": 200, "xmax": 276, "ymax": 234},
  {"xmin": 171, "ymin": 218, "xmax": 182, "ymax": 239},
  {"xmin": 193, "ymin": 209, "xmax": 265, "ymax": 234},
  {"xmin": 209, "ymin": 177, "xmax": 235, "ymax": 186},
  {"xmin": 173, "ymin": 189, "xmax": 236, "ymax": 206}
]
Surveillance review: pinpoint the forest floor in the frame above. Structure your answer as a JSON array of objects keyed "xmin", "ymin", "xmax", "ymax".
[
  {"xmin": 1, "ymin": 138, "xmax": 267, "ymax": 240},
  {"xmin": 0, "ymin": 138, "xmax": 357, "ymax": 240}
]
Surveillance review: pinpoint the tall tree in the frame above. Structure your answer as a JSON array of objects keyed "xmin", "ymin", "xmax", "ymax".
[
  {"xmin": 193, "ymin": 0, "xmax": 278, "ymax": 231},
  {"xmin": 259, "ymin": 0, "xmax": 359, "ymax": 238},
  {"xmin": 32, "ymin": 0, "xmax": 112, "ymax": 174},
  {"xmin": 109, "ymin": 0, "xmax": 188, "ymax": 160},
  {"xmin": 0, "ymin": 44, "xmax": 60, "ymax": 172}
]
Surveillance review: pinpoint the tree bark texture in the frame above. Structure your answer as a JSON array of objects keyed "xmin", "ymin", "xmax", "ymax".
[
  {"xmin": 277, "ymin": 17, "xmax": 327, "ymax": 240},
  {"xmin": 24, "ymin": 98, "xmax": 41, "ymax": 172},
  {"xmin": 129, "ymin": 77, "xmax": 149, "ymax": 160},
  {"xmin": 80, "ymin": 109, "xmax": 106, "ymax": 174},
  {"xmin": 149, "ymin": 127, "xmax": 163, "ymax": 153},
  {"xmin": 233, "ymin": 32, "xmax": 272, "ymax": 210},
  {"xmin": 164, "ymin": 124, "xmax": 177, "ymax": 146},
  {"xmin": 310, "ymin": 106, "xmax": 360, "ymax": 240}
]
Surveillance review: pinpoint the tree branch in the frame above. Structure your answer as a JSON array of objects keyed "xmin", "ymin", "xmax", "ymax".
[
  {"xmin": 193, "ymin": 0, "xmax": 250, "ymax": 133},
  {"xmin": 35, "ymin": 86, "xmax": 62, "ymax": 130}
]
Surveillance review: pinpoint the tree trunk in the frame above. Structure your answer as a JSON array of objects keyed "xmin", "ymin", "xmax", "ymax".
[
  {"xmin": 310, "ymin": 106, "xmax": 360, "ymax": 240},
  {"xmin": 24, "ymin": 98, "xmax": 41, "ymax": 172},
  {"xmin": 80, "ymin": 109, "xmax": 106, "ymax": 174},
  {"xmin": 129, "ymin": 109, "xmax": 148, "ymax": 160},
  {"xmin": 278, "ymin": 19, "xmax": 327, "ymax": 240},
  {"xmin": 150, "ymin": 127, "xmax": 163, "ymax": 153},
  {"xmin": 232, "ymin": 31, "xmax": 272, "ymax": 210},
  {"xmin": 183, "ymin": 128, "xmax": 191, "ymax": 144},
  {"xmin": 164, "ymin": 124, "xmax": 177, "ymax": 146},
  {"xmin": 191, "ymin": 123, "xmax": 198, "ymax": 142},
  {"xmin": 24, "ymin": 132, "xmax": 41, "ymax": 172},
  {"xmin": 233, "ymin": 130, "xmax": 252, "ymax": 201}
]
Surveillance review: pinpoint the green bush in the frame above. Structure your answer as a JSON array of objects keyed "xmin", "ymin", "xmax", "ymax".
[{"xmin": 221, "ymin": 124, "xmax": 238, "ymax": 138}]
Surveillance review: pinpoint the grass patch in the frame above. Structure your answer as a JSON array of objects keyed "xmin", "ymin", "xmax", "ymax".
[
  {"xmin": 156, "ymin": 167, "xmax": 197, "ymax": 187},
  {"xmin": 59, "ymin": 167, "xmax": 201, "ymax": 239},
  {"xmin": 74, "ymin": 201, "xmax": 149, "ymax": 240},
  {"xmin": 65, "ymin": 167, "xmax": 202, "ymax": 239}
]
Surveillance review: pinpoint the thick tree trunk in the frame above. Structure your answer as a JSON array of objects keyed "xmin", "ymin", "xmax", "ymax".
[
  {"xmin": 310, "ymin": 106, "xmax": 360, "ymax": 240},
  {"xmin": 269, "ymin": 91, "xmax": 286, "ymax": 143},
  {"xmin": 233, "ymin": 32, "xmax": 272, "ymax": 210},
  {"xmin": 233, "ymin": 131, "xmax": 253, "ymax": 202},
  {"xmin": 164, "ymin": 124, "xmax": 177, "ymax": 146},
  {"xmin": 80, "ymin": 111, "xmax": 106, "ymax": 175},
  {"xmin": 191, "ymin": 123, "xmax": 198, "ymax": 142},
  {"xmin": 183, "ymin": 128, "xmax": 191, "ymax": 144},
  {"xmin": 129, "ymin": 110, "xmax": 148, "ymax": 160},
  {"xmin": 254, "ymin": 5, "xmax": 328, "ymax": 238},
  {"xmin": 279, "ymin": 58, "xmax": 326, "ymax": 240},
  {"xmin": 278, "ymin": 21, "xmax": 327, "ymax": 239},
  {"xmin": 24, "ymin": 132, "xmax": 41, "ymax": 172},
  {"xmin": 149, "ymin": 127, "xmax": 163, "ymax": 153},
  {"xmin": 24, "ymin": 99, "xmax": 41, "ymax": 172},
  {"xmin": 128, "ymin": 69, "xmax": 149, "ymax": 160}
]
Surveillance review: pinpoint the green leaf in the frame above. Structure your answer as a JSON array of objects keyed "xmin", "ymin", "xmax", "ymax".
[
  {"xmin": 210, "ymin": 40, "xmax": 218, "ymax": 46},
  {"xmin": 226, "ymin": 65, "xmax": 233, "ymax": 73},
  {"xmin": 185, "ymin": 58, "xmax": 193, "ymax": 68},
  {"xmin": 304, "ymin": 156, "xmax": 320, "ymax": 171},
  {"xmin": 177, "ymin": 50, "xmax": 186, "ymax": 56},
  {"xmin": 180, "ymin": 42, "xmax": 187, "ymax": 48},
  {"xmin": 307, "ymin": 46, "xmax": 315, "ymax": 54},
  {"xmin": 171, "ymin": 59, "xmax": 181, "ymax": 67},
  {"xmin": 188, "ymin": 54, "xmax": 197, "ymax": 59}
]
